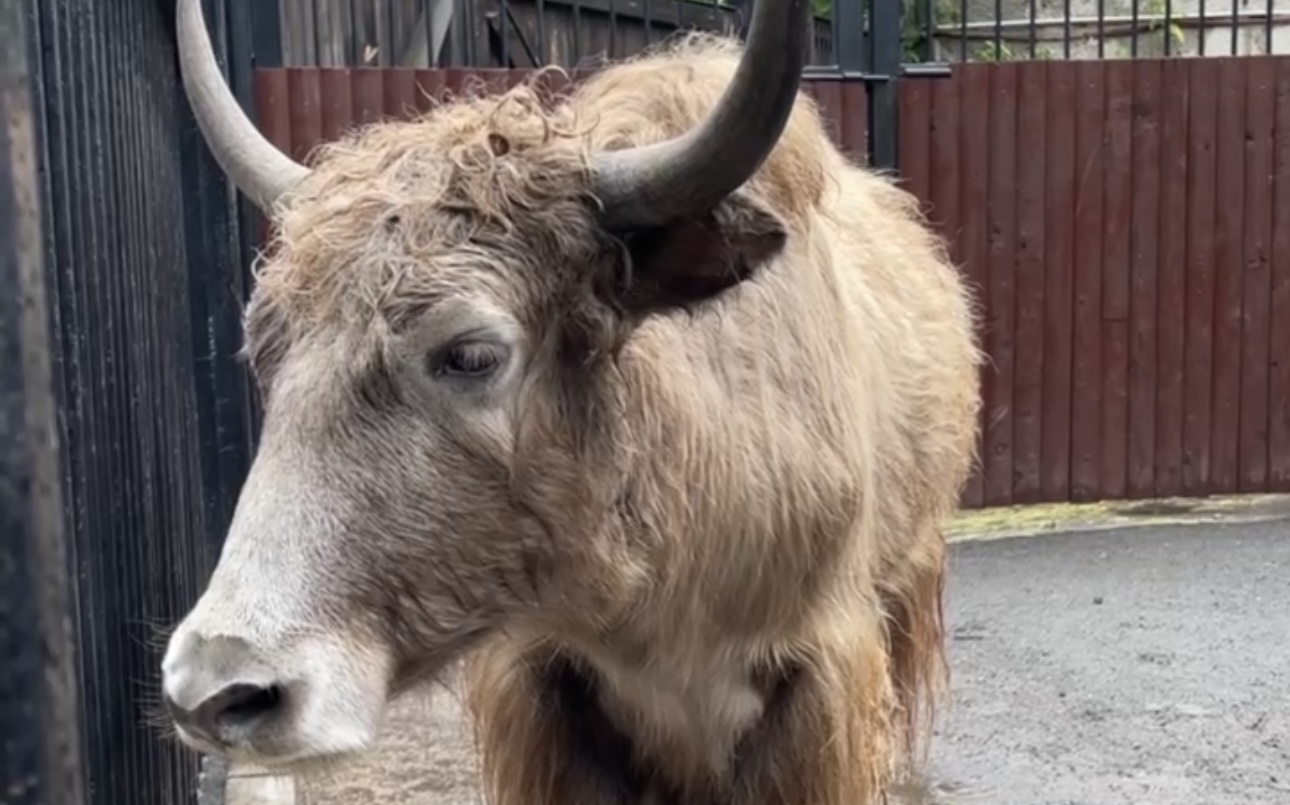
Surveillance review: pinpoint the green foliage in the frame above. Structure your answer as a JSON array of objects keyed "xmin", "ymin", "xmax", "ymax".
[
  {"xmin": 1140, "ymin": 0, "xmax": 1187, "ymax": 51},
  {"xmin": 897, "ymin": 0, "xmax": 960, "ymax": 62},
  {"xmin": 972, "ymin": 40, "xmax": 1015, "ymax": 61}
]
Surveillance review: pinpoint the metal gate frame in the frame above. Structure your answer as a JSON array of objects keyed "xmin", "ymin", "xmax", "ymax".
[
  {"xmin": 5, "ymin": 1, "xmax": 261, "ymax": 803},
  {"xmin": 0, "ymin": 1, "xmax": 85, "ymax": 798}
]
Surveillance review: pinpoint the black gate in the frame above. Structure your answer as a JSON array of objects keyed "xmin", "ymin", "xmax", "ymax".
[{"xmin": 2, "ymin": 1, "xmax": 256, "ymax": 803}]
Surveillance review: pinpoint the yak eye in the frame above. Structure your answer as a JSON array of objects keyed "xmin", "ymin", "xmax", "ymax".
[{"xmin": 432, "ymin": 340, "xmax": 505, "ymax": 379}]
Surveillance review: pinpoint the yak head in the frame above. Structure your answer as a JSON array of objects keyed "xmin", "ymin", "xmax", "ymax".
[{"xmin": 161, "ymin": 0, "xmax": 811, "ymax": 769}]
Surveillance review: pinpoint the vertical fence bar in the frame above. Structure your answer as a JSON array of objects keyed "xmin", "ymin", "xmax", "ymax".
[
  {"xmin": 959, "ymin": 0, "xmax": 967, "ymax": 61},
  {"xmin": 499, "ymin": 0, "xmax": 510, "ymax": 67},
  {"xmin": 608, "ymin": 0, "xmax": 618, "ymax": 58},
  {"xmin": 1131, "ymin": 0, "xmax": 1139, "ymax": 57},
  {"xmin": 311, "ymin": 0, "xmax": 320, "ymax": 64},
  {"xmin": 1028, "ymin": 0, "xmax": 1037, "ymax": 58},
  {"xmin": 1199, "ymin": 0, "xmax": 1207, "ymax": 55},
  {"xmin": 1265, "ymin": 0, "xmax": 1273, "ymax": 53},
  {"xmin": 572, "ymin": 0, "xmax": 583, "ymax": 64},
  {"xmin": 993, "ymin": 0, "xmax": 1003, "ymax": 58},
  {"xmin": 428, "ymin": 0, "xmax": 438, "ymax": 65},
  {"xmin": 348, "ymin": 0, "xmax": 360, "ymax": 62},
  {"xmin": 248, "ymin": 0, "xmax": 284, "ymax": 67},
  {"xmin": 1230, "ymin": 0, "xmax": 1239, "ymax": 56},
  {"xmin": 463, "ymin": 0, "xmax": 478, "ymax": 67},
  {"xmin": 1063, "ymin": 0, "xmax": 1072, "ymax": 58},
  {"xmin": 1165, "ymin": 0, "xmax": 1174, "ymax": 56},
  {"xmin": 0, "ymin": 1, "xmax": 86, "ymax": 802},
  {"xmin": 220, "ymin": 0, "xmax": 269, "ymax": 439},
  {"xmin": 921, "ymin": 0, "xmax": 935, "ymax": 62},
  {"xmin": 1097, "ymin": 0, "xmax": 1105, "ymax": 57},
  {"xmin": 535, "ymin": 0, "xmax": 546, "ymax": 64},
  {"xmin": 383, "ymin": 0, "xmax": 395, "ymax": 65},
  {"xmin": 869, "ymin": 0, "xmax": 900, "ymax": 167},
  {"xmin": 834, "ymin": 0, "xmax": 865, "ymax": 75}
]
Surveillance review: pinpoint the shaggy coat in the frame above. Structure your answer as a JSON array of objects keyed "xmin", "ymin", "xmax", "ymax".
[{"xmin": 246, "ymin": 34, "xmax": 981, "ymax": 805}]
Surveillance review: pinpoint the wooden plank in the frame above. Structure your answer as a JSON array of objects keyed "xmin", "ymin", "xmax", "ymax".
[
  {"xmin": 442, "ymin": 68, "xmax": 471, "ymax": 101},
  {"xmin": 1042, "ymin": 61, "xmax": 1076, "ymax": 503},
  {"xmin": 807, "ymin": 80, "xmax": 845, "ymax": 151},
  {"xmin": 899, "ymin": 79, "xmax": 932, "ymax": 212},
  {"xmin": 928, "ymin": 73, "xmax": 979, "ymax": 508},
  {"xmin": 319, "ymin": 68, "xmax": 354, "ymax": 145},
  {"xmin": 1070, "ymin": 60, "xmax": 1106, "ymax": 501},
  {"xmin": 1182, "ymin": 59, "xmax": 1218, "ymax": 495},
  {"xmin": 1210, "ymin": 57, "xmax": 1247, "ymax": 494},
  {"xmin": 1012, "ymin": 63, "xmax": 1046, "ymax": 503},
  {"xmin": 985, "ymin": 62, "xmax": 1018, "ymax": 506},
  {"xmin": 352, "ymin": 69, "xmax": 385, "ymax": 127},
  {"xmin": 1270, "ymin": 58, "xmax": 1290, "ymax": 489},
  {"xmin": 286, "ymin": 68, "xmax": 323, "ymax": 163},
  {"xmin": 253, "ymin": 69, "xmax": 293, "ymax": 244},
  {"xmin": 839, "ymin": 82, "xmax": 869, "ymax": 166},
  {"xmin": 413, "ymin": 69, "xmax": 446, "ymax": 113},
  {"xmin": 1237, "ymin": 57, "xmax": 1276, "ymax": 492},
  {"xmin": 1100, "ymin": 60, "xmax": 1133, "ymax": 501},
  {"xmin": 959, "ymin": 65, "xmax": 993, "ymax": 507},
  {"xmin": 477, "ymin": 69, "xmax": 514, "ymax": 96},
  {"xmin": 253, "ymin": 70, "xmax": 294, "ymax": 156},
  {"xmin": 506, "ymin": 69, "xmax": 530, "ymax": 90},
  {"xmin": 1154, "ymin": 58, "xmax": 1190, "ymax": 498},
  {"xmin": 383, "ymin": 69, "xmax": 419, "ymax": 121},
  {"xmin": 1128, "ymin": 59, "xmax": 1161, "ymax": 499}
]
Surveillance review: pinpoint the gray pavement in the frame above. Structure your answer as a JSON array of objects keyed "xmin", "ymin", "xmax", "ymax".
[
  {"xmin": 924, "ymin": 520, "xmax": 1289, "ymax": 805},
  {"xmin": 283, "ymin": 519, "xmax": 1290, "ymax": 805}
]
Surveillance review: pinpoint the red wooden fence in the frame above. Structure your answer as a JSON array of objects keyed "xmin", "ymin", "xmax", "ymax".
[
  {"xmin": 252, "ymin": 68, "xmax": 868, "ymax": 167},
  {"xmin": 251, "ymin": 56, "xmax": 1290, "ymax": 509},
  {"xmin": 898, "ymin": 56, "xmax": 1290, "ymax": 508}
]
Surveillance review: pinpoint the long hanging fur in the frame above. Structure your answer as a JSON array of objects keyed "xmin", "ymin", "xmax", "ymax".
[{"xmin": 258, "ymin": 32, "xmax": 981, "ymax": 805}]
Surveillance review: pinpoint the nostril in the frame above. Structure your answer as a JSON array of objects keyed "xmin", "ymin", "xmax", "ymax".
[{"xmin": 197, "ymin": 682, "xmax": 285, "ymax": 732}]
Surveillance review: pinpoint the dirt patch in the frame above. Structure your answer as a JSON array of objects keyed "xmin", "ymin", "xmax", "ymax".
[{"xmin": 295, "ymin": 685, "xmax": 482, "ymax": 805}]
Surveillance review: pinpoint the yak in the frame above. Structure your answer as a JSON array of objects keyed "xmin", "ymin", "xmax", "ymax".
[{"xmin": 161, "ymin": 0, "xmax": 982, "ymax": 802}]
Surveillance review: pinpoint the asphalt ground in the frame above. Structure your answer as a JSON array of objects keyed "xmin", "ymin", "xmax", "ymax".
[
  {"xmin": 911, "ymin": 518, "xmax": 1289, "ymax": 805},
  {"xmin": 229, "ymin": 513, "xmax": 1290, "ymax": 805}
]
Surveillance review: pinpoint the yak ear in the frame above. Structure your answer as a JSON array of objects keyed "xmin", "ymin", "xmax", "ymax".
[{"xmin": 609, "ymin": 191, "xmax": 787, "ymax": 318}]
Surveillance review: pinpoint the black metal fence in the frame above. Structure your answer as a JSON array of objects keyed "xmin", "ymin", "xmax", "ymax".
[
  {"xmin": 240, "ymin": 0, "xmax": 1290, "ymax": 172},
  {"xmin": 267, "ymin": 0, "xmax": 839, "ymax": 68},
  {"xmin": 902, "ymin": 0, "xmax": 1290, "ymax": 62},
  {"xmin": 255, "ymin": 0, "xmax": 1290, "ymax": 69},
  {"xmin": 246, "ymin": 0, "xmax": 896, "ymax": 165},
  {"xmin": 1, "ymin": 1, "xmax": 85, "ymax": 802},
  {"xmin": 4, "ymin": 0, "xmax": 258, "ymax": 803}
]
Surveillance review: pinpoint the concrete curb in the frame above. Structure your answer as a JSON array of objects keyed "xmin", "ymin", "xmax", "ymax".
[
  {"xmin": 946, "ymin": 492, "xmax": 1290, "ymax": 544},
  {"xmin": 220, "ymin": 762, "xmax": 297, "ymax": 805}
]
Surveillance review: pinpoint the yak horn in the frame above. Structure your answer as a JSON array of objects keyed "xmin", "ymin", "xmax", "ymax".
[
  {"xmin": 589, "ymin": 0, "xmax": 813, "ymax": 230},
  {"xmin": 176, "ymin": 0, "xmax": 310, "ymax": 211}
]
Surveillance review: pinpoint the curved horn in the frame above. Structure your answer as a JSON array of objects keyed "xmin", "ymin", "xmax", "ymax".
[
  {"xmin": 176, "ymin": 0, "xmax": 310, "ymax": 211},
  {"xmin": 590, "ymin": 0, "xmax": 813, "ymax": 230}
]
